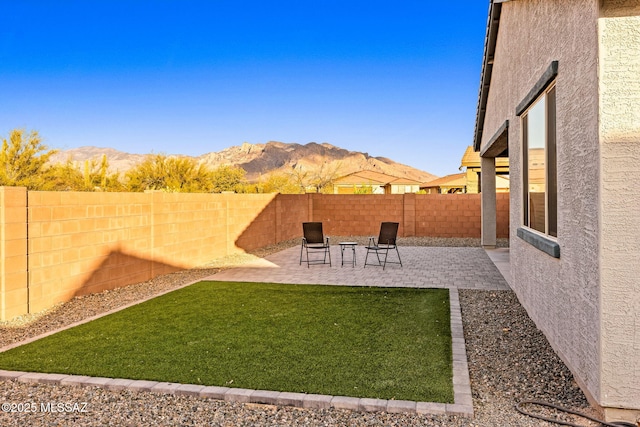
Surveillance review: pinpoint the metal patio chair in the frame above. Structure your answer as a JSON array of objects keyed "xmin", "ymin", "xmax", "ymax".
[
  {"xmin": 364, "ymin": 222, "xmax": 402, "ymax": 270},
  {"xmin": 300, "ymin": 222, "xmax": 331, "ymax": 267}
]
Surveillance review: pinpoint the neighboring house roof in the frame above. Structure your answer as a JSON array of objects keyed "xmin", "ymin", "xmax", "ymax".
[
  {"xmin": 387, "ymin": 176, "xmax": 423, "ymax": 186},
  {"xmin": 460, "ymin": 146, "xmax": 509, "ymax": 169},
  {"xmin": 334, "ymin": 171, "xmax": 422, "ymax": 186},
  {"xmin": 333, "ymin": 171, "xmax": 390, "ymax": 185},
  {"xmin": 421, "ymin": 173, "xmax": 467, "ymax": 189}
]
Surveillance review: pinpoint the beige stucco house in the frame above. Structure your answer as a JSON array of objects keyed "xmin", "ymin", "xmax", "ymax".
[
  {"xmin": 420, "ymin": 173, "xmax": 467, "ymax": 194},
  {"xmin": 459, "ymin": 146, "xmax": 510, "ymax": 193},
  {"xmin": 475, "ymin": 0, "xmax": 639, "ymax": 422},
  {"xmin": 332, "ymin": 171, "xmax": 421, "ymax": 194}
]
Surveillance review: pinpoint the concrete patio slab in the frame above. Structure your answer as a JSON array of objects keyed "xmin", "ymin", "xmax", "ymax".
[
  {"xmin": 484, "ymin": 248, "xmax": 511, "ymax": 286},
  {"xmin": 205, "ymin": 246, "xmax": 510, "ymax": 291}
]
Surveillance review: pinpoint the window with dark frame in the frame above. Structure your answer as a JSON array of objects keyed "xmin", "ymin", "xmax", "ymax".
[{"xmin": 522, "ymin": 84, "xmax": 557, "ymax": 238}]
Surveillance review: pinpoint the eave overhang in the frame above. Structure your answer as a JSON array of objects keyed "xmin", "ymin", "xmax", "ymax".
[{"xmin": 473, "ymin": 1, "xmax": 504, "ymax": 152}]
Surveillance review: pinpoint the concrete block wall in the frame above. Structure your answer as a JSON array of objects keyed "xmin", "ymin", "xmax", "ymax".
[
  {"xmin": 150, "ymin": 191, "xmax": 227, "ymax": 274},
  {"xmin": 2, "ymin": 190, "xmax": 283, "ymax": 320},
  {"xmin": 275, "ymin": 194, "xmax": 311, "ymax": 242},
  {"xmin": 0, "ymin": 187, "xmax": 28, "ymax": 321},
  {"xmin": 496, "ymin": 193, "xmax": 510, "ymax": 239},
  {"xmin": 228, "ymin": 193, "xmax": 278, "ymax": 253},
  {"xmin": 415, "ymin": 194, "xmax": 511, "ymax": 238},
  {"xmin": 310, "ymin": 194, "xmax": 405, "ymax": 236},
  {"xmin": 28, "ymin": 191, "xmax": 154, "ymax": 312},
  {"xmin": 416, "ymin": 195, "xmax": 479, "ymax": 238},
  {"xmin": 0, "ymin": 189, "xmax": 509, "ymax": 320},
  {"xmin": 308, "ymin": 193, "xmax": 509, "ymax": 239}
]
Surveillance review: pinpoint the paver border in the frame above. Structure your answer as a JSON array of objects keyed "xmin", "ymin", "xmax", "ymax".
[{"xmin": 0, "ymin": 284, "xmax": 474, "ymax": 417}]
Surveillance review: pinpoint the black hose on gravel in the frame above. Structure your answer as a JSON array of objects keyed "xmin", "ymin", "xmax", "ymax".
[{"xmin": 515, "ymin": 400, "xmax": 637, "ymax": 427}]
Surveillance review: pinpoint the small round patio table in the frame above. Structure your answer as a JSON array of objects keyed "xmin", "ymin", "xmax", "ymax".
[{"xmin": 339, "ymin": 242, "xmax": 357, "ymax": 267}]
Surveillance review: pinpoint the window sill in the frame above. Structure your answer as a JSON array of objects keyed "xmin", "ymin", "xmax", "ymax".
[{"xmin": 517, "ymin": 227, "xmax": 560, "ymax": 258}]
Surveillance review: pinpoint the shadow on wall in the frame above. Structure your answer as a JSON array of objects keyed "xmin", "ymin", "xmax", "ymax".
[
  {"xmin": 69, "ymin": 248, "xmax": 182, "ymax": 300},
  {"xmin": 234, "ymin": 194, "xmax": 310, "ymax": 253}
]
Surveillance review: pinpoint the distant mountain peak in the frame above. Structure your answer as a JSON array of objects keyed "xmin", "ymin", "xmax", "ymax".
[{"xmin": 49, "ymin": 141, "xmax": 437, "ymax": 183}]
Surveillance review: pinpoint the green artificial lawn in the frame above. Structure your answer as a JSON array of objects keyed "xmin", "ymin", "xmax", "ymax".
[{"xmin": 0, "ymin": 282, "xmax": 453, "ymax": 402}]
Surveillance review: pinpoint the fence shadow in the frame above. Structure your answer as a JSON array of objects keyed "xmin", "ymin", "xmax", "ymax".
[
  {"xmin": 234, "ymin": 194, "xmax": 309, "ymax": 252},
  {"xmin": 71, "ymin": 248, "xmax": 182, "ymax": 298}
]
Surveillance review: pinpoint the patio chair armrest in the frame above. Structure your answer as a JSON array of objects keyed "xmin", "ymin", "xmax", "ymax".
[
  {"xmin": 302, "ymin": 237, "xmax": 308, "ymax": 246},
  {"xmin": 368, "ymin": 236, "xmax": 376, "ymax": 245},
  {"xmin": 325, "ymin": 236, "xmax": 330, "ymax": 245}
]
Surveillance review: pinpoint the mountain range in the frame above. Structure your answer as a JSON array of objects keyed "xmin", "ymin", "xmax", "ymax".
[{"xmin": 49, "ymin": 141, "xmax": 438, "ymax": 183}]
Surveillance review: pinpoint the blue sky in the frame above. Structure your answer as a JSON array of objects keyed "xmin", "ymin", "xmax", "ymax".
[{"xmin": 1, "ymin": 1, "xmax": 489, "ymax": 177}]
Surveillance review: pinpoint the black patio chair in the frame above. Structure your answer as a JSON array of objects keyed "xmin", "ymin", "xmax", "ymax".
[
  {"xmin": 364, "ymin": 222, "xmax": 402, "ymax": 270},
  {"xmin": 300, "ymin": 222, "xmax": 331, "ymax": 267}
]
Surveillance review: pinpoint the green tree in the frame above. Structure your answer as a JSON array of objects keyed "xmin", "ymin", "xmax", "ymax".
[
  {"xmin": 0, "ymin": 129, "xmax": 58, "ymax": 189},
  {"xmin": 126, "ymin": 154, "xmax": 168, "ymax": 191},
  {"xmin": 46, "ymin": 159, "xmax": 84, "ymax": 190},
  {"xmin": 162, "ymin": 157, "xmax": 208, "ymax": 192},
  {"xmin": 48, "ymin": 155, "xmax": 123, "ymax": 191},
  {"xmin": 259, "ymin": 172, "xmax": 303, "ymax": 194},
  {"xmin": 125, "ymin": 155, "xmax": 247, "ymax": 193},
  {"xmin": 126, "ymin": 155, "xmax": 199, "ymax": 192},
  {"xmin": 210, "ymin": 165, "xmax": 247, "ymax": 193}
]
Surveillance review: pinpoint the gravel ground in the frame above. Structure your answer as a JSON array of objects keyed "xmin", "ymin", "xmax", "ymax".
[{"xmin": 0, "ymin": 237, "xmax": 598, "ymax": 427}]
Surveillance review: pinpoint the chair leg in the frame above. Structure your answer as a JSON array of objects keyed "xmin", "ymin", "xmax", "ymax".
[
  {"xmin": 373, "ymin": 248, "xmax": 382, "ymax": 265},
  {"xmin": 363, "ymin": 246, "xmax": 400, "ymax": 270},
  {"xmin": 382, "ymin": 247, "xmax": 389, "ymax": 270},
  {"xmin": 302, "ymin": 246, "xmax": 332, "ymax": 267}
]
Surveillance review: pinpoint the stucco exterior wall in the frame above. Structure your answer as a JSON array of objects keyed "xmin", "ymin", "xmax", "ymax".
[
  {"xmin": 480, "ymin": 0, "xmax": 605, "ymax": 408},
  {"xmin": 597, "ymin": 0, "xmax": 640, "ymax": 410}
]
